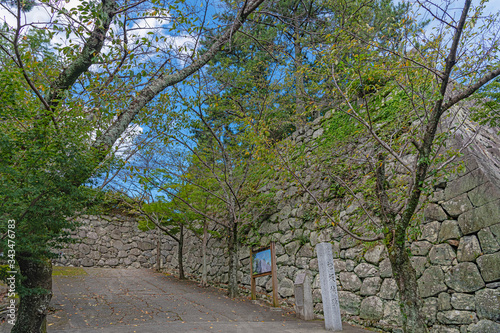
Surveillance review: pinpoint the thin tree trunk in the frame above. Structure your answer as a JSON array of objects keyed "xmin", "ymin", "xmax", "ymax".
[
  {"xmin": 178, "ymin": 224, "xmax": 185, "ymax": 280},
  {"xmin": 388, "ymin": 242, "xmax": 428, "ymax": 333},
  {"xmin": 293, "ymin": 15, "xmax": 307, "ymax": 121},
  {"xmin": 156, "ymin": 228, "xmax": 161, "ymax": 272},
  {"xmin": 376, "ymin": 154, "xmax": 428, "ymax": 333},
  {"xmin": 227, "ymin": 218, "xmax": 239, "ymax": 298},
  {"xmin": 12, "ymin": 256, "xmax": 52, "ymax": 333},
  {"xmin": 201, "ymin": 221, "xmax": 208, "ymax": 287}
]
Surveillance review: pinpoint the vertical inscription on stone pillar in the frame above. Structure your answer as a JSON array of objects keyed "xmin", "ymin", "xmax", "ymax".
[{"xmin": 316, "ymin": 242, "xmax": 342, "ymax": 331}]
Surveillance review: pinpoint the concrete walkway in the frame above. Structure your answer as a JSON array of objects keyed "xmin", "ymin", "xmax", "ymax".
[{"xmin": 47, "ymin": 267, "xmax": 373, "ymax": 333}]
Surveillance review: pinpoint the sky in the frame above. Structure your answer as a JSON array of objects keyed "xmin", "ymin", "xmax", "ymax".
[{"xmin": 2, "ymin": 0, "xmax": 500, "ymax": 194}]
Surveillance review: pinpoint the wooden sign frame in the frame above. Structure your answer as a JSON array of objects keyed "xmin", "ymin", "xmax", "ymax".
[{"xmin": 250, "ymin": 242, "xmax": 279, "ymax": 307}]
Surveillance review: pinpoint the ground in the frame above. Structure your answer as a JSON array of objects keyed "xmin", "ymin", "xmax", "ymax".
[{"xmin": 21, "ymin": 267, "xmax": 372, "ymax": 333}]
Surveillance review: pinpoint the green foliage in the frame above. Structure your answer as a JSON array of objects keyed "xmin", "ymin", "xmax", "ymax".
[
  {"xmin": 294, "ymin": 234, "xmax": 310, "ymax": 246},
  {"xmin": 323, "ymin": 111, "xmax": 360, "ymax": 144},
  {"xmin": 0, "ymin": 265, "xmax": 10, "ymax": 282},
  {"xmin": 52, "ymin": 266, "xmax": 87, "ymax": 276},
  {"xmin": 471, "ymin": 77, "xmax": 500, "ymax": 132},
  {"xmin": 302, "ymin": 207, "xmax": 318, "ymax": 223}
]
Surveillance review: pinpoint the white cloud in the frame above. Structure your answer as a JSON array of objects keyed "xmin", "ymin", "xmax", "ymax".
[{"xmin": 112, "ymin": 123, "xmax": 144, "ymax": 158}]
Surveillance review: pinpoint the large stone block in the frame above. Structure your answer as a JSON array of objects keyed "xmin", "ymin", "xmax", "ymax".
[
  {"xmin": 137, "ymin": 241, "xmax": 154, "ymax": 251},
  {"xmin": 339, "ymin": 235, "xmax": 357, "ymax": 249},
  {"xmin": 430, "ymin": 190, "xmax": 445, "ymax": 203},
  {"xmin": 379, "ymin": 278, "xmax": 398, "ymax": 300},
  {"xmin": 359, "ymin": 296, "xmax": 384, "ymax": 320},
  {"xmin": 476, "ymin": 252, "xmax": 500, "ymax": 282},
  {"xmin": 429, "ymin": 325, "xmax": 459, "ymax": 333},
  {"xmin": 79, "ymin": 243, "xmax": 91, "ymax": 255},
  {"xmin": 441, "ymin": 193, "xmax": 474, "ymax": 218},
  {"xmin": 418, "ymin": 266, "xmax": 447, "ymax": 298},
  {"xmin": 129, "ymin": 248, "xmax": 141, "ymax": 256},
  {"xmin": 379, "ymin": 258, "xmax": 393, "ymax": 278},
  {"xmin": 467, "ymin": 319, "xmax": 500, "ymax": 333},
  {"xmin": 81, "ymin": 258, "xmax": 93, "ymax": 267},
  {"xmin": 475, "ymin": 288, "xmax": 500, "ymax": 321},
  {"xmin": 490, "ymin": 223, "xmax": 500, "ymax": 242},
  {"xmin": 110, "ymin": 229, "xmax": 122, "ymax": 240},
  {"xmin": 411, "ymin": 256, "xmax": 428, "ymax": 278},
  {"xmin": 383, "ymin": 300, "xmax": 403, "ymax": 327},
  {"xmin": 278, "ymin": 277, "xmax": 294, "ymax": 297},
  {"xmin": 419, "ymin": 221, "xmax": 441, "ymax": 243},
  {"xmin": 106, "ymin": 258, "xmax": 119, "ymax": 266},
  {"xmin": 425, "ymin": 204, "xmax": 448, "ymax": 222},
  {"xmin": 297, "ymin": 244, "xmax": 314, "ymax": 257},
  {"xmin": 438, "ymin": 292, "xmax": 451, "ymax": 311},
  {"xmin": 450, "ymin": 293, "xmax": 475, "ymax": 310},
  {"xmin": 438, "ymin": 220, "xmax": 462, "ymax": 242},
  {"xmin": 360, "ymin": 277, "xmax": 382, "ymax": 296},
  {"xmin": 422, "ymin": 297, "xmax": 438, "ymax": 325},
  {"xmin": 338, "ymin": 291, "xmax": 361, "ymax": 315},
  {"xmin": 280, "ymin": 231, "xmax": 293, "ymax": 244},
  {"xmin": 87, "ymin": 231, "xmax": 98, "ymax": 239},
  {"xmin": 477, "ymin": 228, "xmax": 500, "ymax": 254},
  {"xmin": 436, "ymin": 310, "xmax": 477, "ymax": 325},
  {"xmin": 444, "ymin": 168, "xmax": 487, "ymax": 201},
  {"xmin": 411, "ymin": 241, "xmax": 433, "ymax": 256},
  {"xmin": 467, "ymin": 182, "xmax": 500, "ymax": 207},
  {"xmin": 354, "ymin": 263, "xmax": 379, "ymax": 278},
  {"xmin": 458, "ymin": 199, "xmax": 500, "ymax": 235},
  {"xmin": 444, "ymin": 262, "xmax": 485, "ymax": 293},
  {"xmin": 333, "ymin": 259, "xmax": 346, "ymax": 272},
  {"xmin": 345, "ymin": 245, "xmax": 364, "ymax": 260},
  {"xmin": 111, "ymin": 239, "xmax": 124, "ymax": 250},
  {"xmin": 285, "ymin": 240, "xmax": 301, "ymax": 256},
  {"xmin": 457, "ymin": 235, "xmax": 481, "ymax": 262},
  {"xmin": 260, "ymin": 222, "xmax": 279, "ymax": 234},
  {"xmin": 364, "ymin": 245, "xmax": 385, "ymax": 264},
  {"xmin": 429, "ymin": 243, "xmax": 456, "ymax": 265},
  {"xmin": 339, "ymin": 272, "xmax": 361, "ymax": 291}
]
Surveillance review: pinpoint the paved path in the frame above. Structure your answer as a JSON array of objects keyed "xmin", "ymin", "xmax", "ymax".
[{"xmin": 46, "ymin": 267, "xmax": 373, "ymax": 333}]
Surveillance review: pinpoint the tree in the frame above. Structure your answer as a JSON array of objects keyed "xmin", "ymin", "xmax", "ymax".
[
  {"xmin": 0, "ymin": 0, "xmax": 267, "ymax": 331},
  {"xmin": 267, "ymin": 1, "xmax": 500, "ymax": 332}
]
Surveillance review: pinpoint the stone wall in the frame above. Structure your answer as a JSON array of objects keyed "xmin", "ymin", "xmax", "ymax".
[
  {"xmin": 57, "ymin": 111, "xmax": 500, "ymax": 333},
  {"xmin": 159, "ymin": 112, "xmax": 500, "ymax": 333},
  {"xmin": 54, "ymin": 214, "xmax": 170, "ymax": 269}
]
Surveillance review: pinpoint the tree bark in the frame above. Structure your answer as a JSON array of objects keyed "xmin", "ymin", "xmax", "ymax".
[
  {"xmin": 227, "ymin": 219, "xmax": 239, "ymax": 298},
  {"xmin": 8, "ymin": 1, "xmax": 267, "ymax": 333},
  {"xmin": 293, "ymin": 15, "xmax": 307, "ymax": 121},
  {"xmin": 387, "ymin": 241, "xmax": 428, "ymax": 333},
  {"xmin": 12, "ymin": 257, "xmax": 52, "ymax": 333},
  {"xmin": 201, "ymin": 221, "xmax": 208, "ymax": 287},
  {"xmin": 178, "ymin": 224, "xmax": 185, "ymax": 280},
  {"xmin": 156, "ymin": 228, "xmax": 161, "ymax": 272}
]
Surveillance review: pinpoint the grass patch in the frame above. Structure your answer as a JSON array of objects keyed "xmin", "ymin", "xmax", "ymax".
[{"xmin": 52, "ymin": 266, "xmax": 88, "ymax": 276}]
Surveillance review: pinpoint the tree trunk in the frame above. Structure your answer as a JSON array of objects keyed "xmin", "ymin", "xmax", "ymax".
[
  {"xmin": 293, "ymin": 15, "xmax": 307, "ymax": 121},
  {"xmin": 388, "ymin": 243, "xmax": 428, "ymax": 333},
  {"xmin": 201, "ymin": 221, "xmax": 208, "ymax": 287},
  {"xmin": 227, "ymin": 221, "xmax": 239, "ymax": 298},
  {"xmin": 12, "ymin": 256, "xmax": 53, "ymax": 333},
  {"xmin": 156, "ymin": 228, "xmax": 161, "ymax": 272},
  {"xmin": 178, "ymin": 224, "xmax": 185, "ymax": 280}
]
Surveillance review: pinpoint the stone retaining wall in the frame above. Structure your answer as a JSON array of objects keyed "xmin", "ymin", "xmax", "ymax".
[
  {"xmin": 54, "ymin": 215, "xmax": 169, "ymax": 269},
  {"xmin": 160, "ymin": 112, "xmax": 500, "ymax": 333},
  {"xmin": 57, "ymin": 111, "xmax": 500, "ymax": 333}
]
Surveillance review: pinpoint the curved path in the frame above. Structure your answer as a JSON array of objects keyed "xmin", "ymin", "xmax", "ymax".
[{"xmin": 47, "ymin": 267, "xmax": 371, "ymax": 333}]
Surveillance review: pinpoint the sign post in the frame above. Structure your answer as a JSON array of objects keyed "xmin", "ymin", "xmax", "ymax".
[
  {"xmin": 316, "ymin": 242, "xmax": 342, "ymax": 331},
  {"xmin": 250, "ymin": 242, "xmax": 279, "ymax": 307}
]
